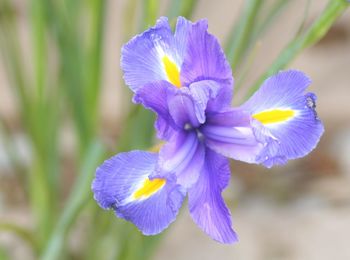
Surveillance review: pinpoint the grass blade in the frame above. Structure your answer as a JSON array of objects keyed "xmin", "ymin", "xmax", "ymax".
[{"xmin": 245, "ymin": 0, "xmax": 349, "ymax": 99}]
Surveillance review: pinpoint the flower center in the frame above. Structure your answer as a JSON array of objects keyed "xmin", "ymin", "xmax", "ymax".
[{"xmin": 184, "ymin": 123, "xmax": 205, "ymax": 142}]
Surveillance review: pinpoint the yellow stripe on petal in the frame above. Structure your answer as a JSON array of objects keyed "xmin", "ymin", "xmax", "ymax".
[
  {"xmin": 253, "ymin": 109, "xmax": 295, "ymax": 125},
  {"xmin": 148, "ymin": 142, "xmax": 164, "ymax": 153},
  {"xmin": 133, "ymin": 178, "xmax": 166, "ymax": 200},
  {"xmin": 162, "ymin": 56, "xmax": 181, "ymax": 88}
]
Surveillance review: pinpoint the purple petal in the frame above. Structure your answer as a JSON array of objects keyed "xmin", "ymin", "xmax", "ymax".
[
  {"xmin": 121, "ymin": 17, "xmax": 182, "ymax": 92},
  {"xmin": 180, "ymin": 19, "xmax": 233, "ymax": 110},
  {"xmin": 168, "ymin": 91, "xmax": 201, "ymax": 128},
  {"xmin": 174, "ymin": 17, "xmax": 192, "ymax": 62},
  {"xmin": 134, "ymin": 80, "xmax": 179, "ymax": 140},
  {"xmin": 156, "ymin": 131, "xmax": 205, "ymax": 189},
  {"xmin": 188, "ymin": 148, "xmax": 238, "ymax": 244},
  {"xmin": 241, "ymin": 70, "xmax": 324, "ymax": 167},
  {"xmin": 201, "ymin": 109, "xmax": 264, "ymax": 163},
  {"xmin": 92, "ymin": 151, "xmax": 185, "ymax": 235},
  {"xmin": 135, "ymin": 79, "xmax": 222, "ymax": 139},
  {"xmin": 187, "ymin": 80, "xmax": 221, "ymax": 123},
  {"xmin": 168, "ymin": 80, "xmax": 221, "ymax": 128}
]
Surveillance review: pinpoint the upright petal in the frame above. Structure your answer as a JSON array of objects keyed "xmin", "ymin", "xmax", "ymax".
[
  {"xmin": 180, "ymin": 19, "xmax": 233, "ymax": 110},
  {"xmin": 174, "ymin": 17, "xmax": 192, "ymax": 62},
  {"xmin": 168, "ymin": 80, "xmax": 221, "ymax": 128},
  {"xmin": 187, "ymin": 80, "xmax": 221, "ymax": 123},
  {"xmin": 168, "ymin": 90, "xmax": 202, "ymax": 128},
  {"xmin": 241, "ymin": 70, "xmax": 324, "ymax": 167},
  {"xmin": 156, "ymin": 131, "xmax": 205, "ymax": 189},
  {"xmin": 134, "ymin": 79, "xmax": 222, "ymax": 139},
  {"xmin": 92, "ymin": 151, "xmax": 185, "ymax": 235},
  {"xmin": 188, "ymin": 148, "xmax": 238, "ymax": 244},
  {"xmin": 201, "ymin": 109, "xmax": 264, "ymax": 163}
]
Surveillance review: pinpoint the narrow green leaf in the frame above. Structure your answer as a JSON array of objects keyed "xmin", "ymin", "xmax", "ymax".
[
  {"xmin": 167, "ymin": 0, "xmax": 198, "ymax": 21},
  {"xmin": 117, "ymin": 105, "xmax": 155, "ymax": 151},
  {"xmin": 85, "ymin": 0, "xmax": 106, "ymax": 129},
  {"xmin": 251, "ymin": 0, "xmax": 290, "ymax": 42},
  {"xmin": 40, "ymin": 141, "xmax": 104, "ymax": 260},
  {"xmin": 30, "ymin": 0, "xmax": 47, "ymax": 103},
  {"xmin": 225, "ymin": 0, "xmax": 263, "ymax": 71},
  {"xmin": 246, "ymin": 0, "xmax": 349, "ymax": 99},
  {"xmin": 142, "ymin": 0, "xmax": 160, "ymax": 29}
]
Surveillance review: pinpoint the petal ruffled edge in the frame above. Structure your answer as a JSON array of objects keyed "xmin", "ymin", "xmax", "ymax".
[
  {"xmin": 241, "ymin": 70, "xmax": 324, "ymax": 167},
  {"xmin": 180, "ymin": 18, "xmax": 233, "ymax": 110},
  {"xmin": 121, "ymin": 17, "xmax": 181, "ymax": 92},
  {"xmin": 92, "ymin": 150, "xmax": 186, "ymax": 235}
]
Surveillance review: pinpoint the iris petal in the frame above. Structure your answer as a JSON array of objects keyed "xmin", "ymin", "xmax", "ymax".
[
  {"xmin": 241, "ymin": 70, "xmax": 324, "ymax": 167},
  {"xmin": 188, "ymin": 148, "xmax": 238, "ymax": 244},
  {"xmin": 134, "ymin": 79, "xmax": 223, "ymax": 140},
  {"xmin": 122, "ymin": 16, "xmax": 229, "ymax": 93},
  {"xmin": 162, "ymin": 56, "xmax": 181, "ymax": 87},
  {"xmin": 121, "ymin": 17, "xmax": 182, "ymax": 91},
  {"xmin": 202, "ymin": 109, "xmax": 264, "ymax": 163},
  {"xmin": 156, "ymin": 131, "xmax": 205, "ymax": 189},
  {"xmin": 180, "ymin": 19, "xmax": 233, "ymax": 111},
  {"xmin": 133, "ymin": 80, "xmax": 179, "ymax": 140},
  {"xmin": 92, "ymin": 151, "xmax": 185, "ymax": 235}
]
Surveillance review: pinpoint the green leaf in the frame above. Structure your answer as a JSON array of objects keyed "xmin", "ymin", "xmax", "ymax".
[
  {"xmin": 225, "ymin": 0, "xmax": 263, "ymax": 71},
  {"xmin": 167, "ymin": 0, "xmax": 198, "ymax": 21},
  {"xmin": 40, "ymin": 141, "xmax": 104, "ymax": 260},
  {"xmin": 245, "ymin": 0, "xmax": 349, "ymax": 99}
]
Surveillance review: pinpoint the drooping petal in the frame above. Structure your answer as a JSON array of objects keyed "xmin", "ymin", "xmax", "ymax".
[
  {"xmin": 155, "ymin": 131, "xmax": 205, "ymax": 189},
  {"xmin": 180, "ymin": 19, "xmax": 233, "ymax": 110},
  {"xmin": 188, "ymin": 148, "xmax": 238, "ymax": 244},
  {"xmin": 92, "ymin": 151, "xmax": 185, "ymax": 235},
  {"xmin": 121, "ymin": 17, "xmax": 183, "ymax": 91},
  {"xmin": 201, "ymin": 109, "xmax": 264, "ymax": 163},
  {"xmin": 240, "ymin": 70, "xmax": 324, "ymax": 167}
]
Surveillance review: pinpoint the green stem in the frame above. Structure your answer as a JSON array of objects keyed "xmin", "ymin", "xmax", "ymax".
[
  {"xmin": 245, "ymin": 0, "xmax": 349, "ymax": 99},
  {"xmin": 30, "ymin": 0, "xmax": 47, "ymax": 103},
  {"xmin": 86, "ymin": 0, "xmax": 106, "ymax": 129},
  {"xmin": 251, "ymin": 0, "xmax": 290, "ymax": 42},
  {"xmin": 142, "ymin": 0, "xmax": 159, "ymax": 30},
  {"xmin": 225, "ymin": 0, "xmax": 263, "ymax": 71},
  {"xmin": 167, "ymin": 0, "xmax": 198, "ymax": 21},
  {"xmin": 40, "ymin": 141, "xmax": 104, "ymax": 260}
]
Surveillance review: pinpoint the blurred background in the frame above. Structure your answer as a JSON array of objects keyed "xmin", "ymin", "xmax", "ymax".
[{"xmin": 0, "ymin": 0, "xmax": 349, "ymax": 259}]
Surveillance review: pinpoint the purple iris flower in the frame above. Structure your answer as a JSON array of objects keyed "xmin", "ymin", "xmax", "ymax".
[{"xmin": 92, "ymin": 17, "xmax": 324, "ymax": 244}]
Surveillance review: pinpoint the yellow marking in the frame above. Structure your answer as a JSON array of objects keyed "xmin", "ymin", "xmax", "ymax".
[
  {"xmin": 253, "ymin": 109, "xmax": 295, "ymax": 125},
  {"xmin": 133, "ymin": 178, "xmax": 166, "ymax": 200},
  {"xmin": 148, "ymin": 142, "xmax": 164, "ymax": 153},
  {"xmin": 162, "ymin": 56, "xmax": 181, "ymax": 87}
]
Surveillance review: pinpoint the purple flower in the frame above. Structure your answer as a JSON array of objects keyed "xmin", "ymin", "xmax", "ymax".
[{"xmin": 92, "ymin": 17, "xmax": 324, "ymax": 244}]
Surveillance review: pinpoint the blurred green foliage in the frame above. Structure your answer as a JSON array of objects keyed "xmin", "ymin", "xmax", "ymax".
[{"xmin": 0, "ymin": 0, "xmax": 348, "ymax": 259}]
